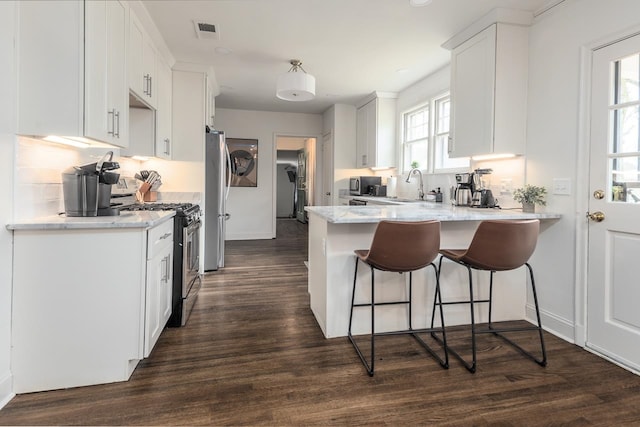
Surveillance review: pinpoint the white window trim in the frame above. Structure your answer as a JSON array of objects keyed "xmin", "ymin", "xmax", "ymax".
[{"xmin": 400, "ymin": 91, "xmax": 469, "ymax": 175}]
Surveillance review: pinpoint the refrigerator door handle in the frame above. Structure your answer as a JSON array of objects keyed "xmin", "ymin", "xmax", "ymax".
[{"xmin": 224, "ymin": 143, "xmax": 231, "ymax": 201}]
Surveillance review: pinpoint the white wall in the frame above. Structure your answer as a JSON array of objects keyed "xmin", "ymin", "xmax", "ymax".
[
  {"xmin": 526, "ymin": 0, "xmax": 640, "ymax": 340},
  {"xmin": 0, "ymin": 0, "xmax": 15, "ymax": 407},
  {"xmin": 214, "ymin": 108, "xmax": 322, "ymax": 240}
]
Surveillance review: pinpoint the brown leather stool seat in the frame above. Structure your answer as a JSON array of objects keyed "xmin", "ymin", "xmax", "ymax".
[
  {"xmin": 348, "ymin": 220, "xmax": 449, "ymax": 376},
  {"xmin": 433, "ymin": 219, "xmax": 547, "ymax": 373}
]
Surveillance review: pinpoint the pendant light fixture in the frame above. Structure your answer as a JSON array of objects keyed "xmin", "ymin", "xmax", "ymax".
[{"xmin": 276, "ymin": 59, "xmax": 316, "ymax": 101}]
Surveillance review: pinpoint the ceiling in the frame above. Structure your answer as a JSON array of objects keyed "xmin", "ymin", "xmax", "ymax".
[{"xmin": 143, "ymin": 0, "xmax": 553, "ymax": 115}]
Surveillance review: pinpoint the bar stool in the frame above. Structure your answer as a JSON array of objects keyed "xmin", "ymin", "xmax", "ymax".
[
  {"xmin": 348, "ymin": 220, "xmax": 449, "ymax": 376},
  {"xmin": 432, "ymin": 219, "xmax": 547, "ymax": 373}
]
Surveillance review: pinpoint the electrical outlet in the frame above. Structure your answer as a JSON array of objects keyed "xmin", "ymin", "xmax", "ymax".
[
  {"xmin": 553, "ymin": 178, "xmax": 572, "ymax": 195},
  {"xmin": 500, "ymin": 178, "xmax": 512, "ymax": 194}
]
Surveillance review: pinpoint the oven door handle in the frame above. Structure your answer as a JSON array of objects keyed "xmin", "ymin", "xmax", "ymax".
[{"xmin": 186, "ymin": 219, "xmax": 202, "ymax": 232}]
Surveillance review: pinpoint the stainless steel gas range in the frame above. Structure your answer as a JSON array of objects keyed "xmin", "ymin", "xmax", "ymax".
[{"xmin": 122, "ymin": 202, "xmax": 202, "ymax": 327}]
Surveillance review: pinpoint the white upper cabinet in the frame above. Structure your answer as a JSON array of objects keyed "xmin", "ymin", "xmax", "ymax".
[
  {"xmin": 85, "ymin": 0, "xmax": 129, "ymax": 147},
  {"xmin": 449, "ymin": 23, "xmax": 528, "ymax": 158},
  {"xmin": 155, "ymin": 56, "xmax": 173, "ymax": 159},
  {"xmin": 356, "ymin": 93, "xmax": 397, "ymax": 168},
  {"xmin": 172, "ymin": 70, "xmax": 208, "ymax": 162},
  {"xmin": 129, "ymin": 9, "xmax": 157, "ymax": 109},
  {"xmin": 17, "ymin": 0, "xmax": 129, "ymax": 148}
]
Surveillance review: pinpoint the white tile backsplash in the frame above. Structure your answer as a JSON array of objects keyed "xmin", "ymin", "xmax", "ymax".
[{"xmin": 15, "ymin": 137, "xmax": 142, "ymax": 219}]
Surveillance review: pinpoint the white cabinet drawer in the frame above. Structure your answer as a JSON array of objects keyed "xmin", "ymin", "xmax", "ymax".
[{"xmin": 147, "ymin": 219, "xmax": 173, "ymax": 260}]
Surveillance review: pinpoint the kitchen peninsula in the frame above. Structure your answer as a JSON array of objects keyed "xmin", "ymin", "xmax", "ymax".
[{"xmin": 305, "ymin": 204, "xmax": 560, "ymax": 339}]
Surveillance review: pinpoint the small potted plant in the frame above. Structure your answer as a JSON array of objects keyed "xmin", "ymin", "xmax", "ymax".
[{"xmin": 513, "ymin": 184, "xmax": 547, "ymax": 213}]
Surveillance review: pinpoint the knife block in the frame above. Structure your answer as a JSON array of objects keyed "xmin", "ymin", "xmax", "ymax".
[{"xmin": 143, "ymin": 191, "xmax": 157, "ymax": 202}]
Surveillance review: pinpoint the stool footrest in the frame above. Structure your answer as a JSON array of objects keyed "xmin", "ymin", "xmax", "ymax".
[
  {"xmin": 353, "ymin": 300, "xmax": 410, "ymax": 308},
  {"xmin": 475, "ymin": 325, "xmax": 540, "ymax": 334},
  {"xmin": 437, "ymin": 299, "xmax": 490, "ymax": 306}
]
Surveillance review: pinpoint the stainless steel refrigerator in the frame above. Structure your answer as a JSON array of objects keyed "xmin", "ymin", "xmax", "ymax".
[{"xmin": 204, "ymin": 130, "xmax": 230, "ymax": 271}]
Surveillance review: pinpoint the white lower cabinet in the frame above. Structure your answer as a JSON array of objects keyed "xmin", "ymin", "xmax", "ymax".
[
  {"xmin": 144, "ymin": 219, "xmax": 173, "ymax": 357},
  {"xmin": 11, "ymin": 218, "xmax": 174, "ymax": 393}
]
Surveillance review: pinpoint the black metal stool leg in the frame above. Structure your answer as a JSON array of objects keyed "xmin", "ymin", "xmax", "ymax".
[
  {"xmin": 527, "ymin": 263, "xmax": 548, "ymax": 366},
  {"xmin": 409, "ymin": 262, "xmax": 449, "ymax": 369},
  {"xmin": 480, "ymin": 264, "xmax": 547, "ymax": 367},
  {"xmin": 488, "ymin": 271, "xmax": 495, "ymax": 329},
  {"xmin": 349, "ymin": 257, "xmax": 449, "ymax": 375},
  {"xmin": 408, "ymin": 272, "xmax": 413, "ymax": 330},
  {"xmin": 432, "ymin": 262, "xmax": 478, "ymax": 373},
  {"xmin": 348, "ymin": 258, "xmax": 376, "ymax": 376}
]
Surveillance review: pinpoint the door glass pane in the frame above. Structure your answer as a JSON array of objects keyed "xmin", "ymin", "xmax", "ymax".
[
  {"xmin": 609, "ymin": 53, "xmax": 640, "ymax": 203},
  {"xmin": 610, "ymin": 156, "xmax": 640, "ymax": 203},
  {"xmin": 615, "ymin": 54, "xmax": 640, "ymax": 104},
  {"xmin": 612, "ymin": 105, "xmax": 639, "ymax": 154}
]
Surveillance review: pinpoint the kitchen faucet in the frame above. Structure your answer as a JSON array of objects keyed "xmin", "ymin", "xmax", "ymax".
[{"xmin": 405, "ymin": 168, "xmax": 424, "ymax": 200}]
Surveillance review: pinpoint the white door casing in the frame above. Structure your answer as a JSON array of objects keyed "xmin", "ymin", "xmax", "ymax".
[
  {"xmin": 587, "ymin": 33, "xmax": 640, "ymax": 372},
  {"xmin": 322, "ymin": 133, "xmax": 333, "ymax": 206}
]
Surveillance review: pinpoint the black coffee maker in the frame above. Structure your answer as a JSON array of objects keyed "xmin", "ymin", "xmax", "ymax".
[
  {"xmin": 62, "ymin": 151, "xmax": 121, "ymax": 216},
  {"xmin": 471, "ymin": 168, "xmax": 496, "ymax": 208}
]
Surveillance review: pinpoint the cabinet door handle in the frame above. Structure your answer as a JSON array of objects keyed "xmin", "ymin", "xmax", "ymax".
[
  {"xmin": 164, "ymin": 138, "xmax": 170, "ymax": 155},
  {"xmin": 148, "ymin": 76, "xmax": 152, "ymax": 97},
  {"xmin": 362, "ymin": 154, "xmax": 367, "ymax": 165},
  {"xmin": 447, "ymin": 136, "xmax": 453, "ymax": 154},
  {"xmin": 107, "ymin": 109, "xmax": 115, "ymax": 136},
  {"xmin": 164, "ymin": 254, "xmax": 171, "ymax": 282},
  {"xmin": 159, "ymin": 232, "xmax": 172, "ymax": 240},
  {"xmin": 143, "ymin": 74, "xmax": 149, "ymax": 95},
  {"xmin": 114, "ymin": 110, "xmax": 120, "ymax": 138}
]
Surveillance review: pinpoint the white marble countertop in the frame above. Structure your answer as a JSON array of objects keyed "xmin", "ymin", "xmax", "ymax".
[
  {"xmin": 305, "ymin": 204, "xmax": 561, "ymax": 224},
  {"xmin": 6, "ymin": 211, "xmax": 176, "ymax": 231}
]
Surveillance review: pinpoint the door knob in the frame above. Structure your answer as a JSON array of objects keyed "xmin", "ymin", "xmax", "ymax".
[
  {"xmin": 325, "ymin": 192, "xmax": 331, "ymax": 196},
  {"xmin": 593, "ymin": 189, "xmax": 605, "ymax": 200},
  {"xmin": 586, "ymin": 211, "xmax": 605, "ymax": 222}
]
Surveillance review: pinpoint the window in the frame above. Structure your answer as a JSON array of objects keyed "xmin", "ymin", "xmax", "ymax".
[
  {"xmin": 402, "ymin": 104, "xmax": 429, "ymax": 171},
  {"xmin": 401, "ymin": 94, "xmax": 469, "ymax": 173}
]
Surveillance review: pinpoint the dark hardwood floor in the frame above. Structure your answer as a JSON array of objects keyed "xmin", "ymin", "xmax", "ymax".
[{"xmin": 2, "ymin": 218, "xmax": 640, "ymax": 425}]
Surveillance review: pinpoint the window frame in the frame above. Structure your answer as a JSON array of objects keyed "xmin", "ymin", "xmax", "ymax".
[{"xmin": 400, "ymin": 91, "xmax": 469, "ymax": 174}]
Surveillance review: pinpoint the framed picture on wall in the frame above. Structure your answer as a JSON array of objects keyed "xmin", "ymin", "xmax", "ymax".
[{"xmin": 227, "ymin": 138, "xmax": 258, "ymax": 187}]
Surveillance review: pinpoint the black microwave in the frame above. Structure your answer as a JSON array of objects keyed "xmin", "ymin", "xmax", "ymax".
[{"xmin": 349, "ymin": 176, "xmax": 381, "ymax": 196}]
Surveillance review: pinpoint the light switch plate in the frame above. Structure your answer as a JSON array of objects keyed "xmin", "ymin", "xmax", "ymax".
[{"xmin": 553, "ymin": 178, "xmax": 572, "ymax": 195}]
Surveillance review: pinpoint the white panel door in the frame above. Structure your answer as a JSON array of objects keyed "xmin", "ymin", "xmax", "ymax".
[{"xmin": 587, "ymin": 33, "xmax": 640, "ymax": 371}]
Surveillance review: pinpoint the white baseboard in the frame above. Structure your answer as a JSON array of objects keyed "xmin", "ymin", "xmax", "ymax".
[
  {"xmin": 526, "ymin": 303, "xmax": 575, "ymax": 343},
  {"xmin": 226, "ymin": 232, "xmax": 274, "ymax": 241},
  {"xmin": 0, "ymin": 372, "xmax": 14, "ymax": 410}
]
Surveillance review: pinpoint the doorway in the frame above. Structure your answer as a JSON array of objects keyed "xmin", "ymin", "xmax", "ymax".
[
  {"xmin": 274, "ymin": 135, "xmax": 318, "ymax": 234},
  {"xmin": 586, "ymin": 32, "xmax": 640, "ymax": 371}
]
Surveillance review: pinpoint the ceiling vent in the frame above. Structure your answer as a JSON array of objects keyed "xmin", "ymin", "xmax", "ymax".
[{"xmin": 193, "ymin": 21, "xmax": 220, "ymax": 40}]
